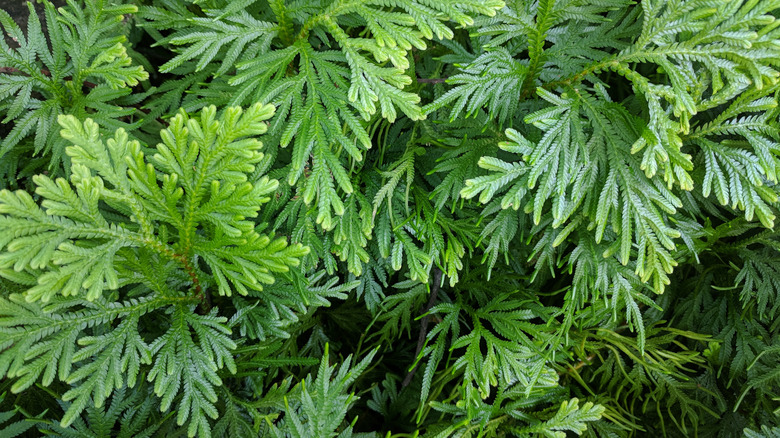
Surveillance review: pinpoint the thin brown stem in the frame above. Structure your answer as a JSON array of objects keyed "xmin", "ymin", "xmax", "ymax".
[
  {"xmin": 566, "ymin": 354, "xmax": 597, "ymax": 374},
  {"xmin": 403, "ymin": 268, "xmax": 443, "ymax": 388},
  {"xmin": 146, "ymin": 238, "xmax": 208, "ymax": 309},
  {"xmin": 172, "ymin": 253, "xmax": 209, "ymax": 310},
  {"xmin": 416, "ymin": 77, "xmax": 447, "ymax": 84}
]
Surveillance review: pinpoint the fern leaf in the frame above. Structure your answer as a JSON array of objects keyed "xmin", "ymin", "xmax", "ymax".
[
  {"xmin": 0, "ymin": 1, "xmax": 147, "ymax": 170},
  {"xmin": 266, "ymin": 344, "xmax": 378, "ymax": 437},
  {"xmin": 148, "ymin": 306, "xmax": 236, "ymax": 438},
  {"xmin": 520, "ymin": 398, "xmax": 605, "ymax": 437}
]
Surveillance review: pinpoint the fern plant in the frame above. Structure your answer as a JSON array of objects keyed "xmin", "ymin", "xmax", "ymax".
[
  {"xmin": 0, "ymin": 103, "xmax": 318, "ymax": 437},
  {"xmin": 0, "ymin": 0, "xmax": 148, "ymax": 184},
  {"xmin": 2, "ymin": 0, "xmax": 780, "ymax": 436}
]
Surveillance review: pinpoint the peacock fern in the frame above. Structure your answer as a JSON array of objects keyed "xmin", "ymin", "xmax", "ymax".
[{"xmin": 2, "ymin": 0, "xmax": 780, "ymax": 436}]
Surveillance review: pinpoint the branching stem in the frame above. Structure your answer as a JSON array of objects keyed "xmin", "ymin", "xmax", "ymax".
[{"xmin": 403, "ymin": 267, "xmax": 443, "ymax": 388}]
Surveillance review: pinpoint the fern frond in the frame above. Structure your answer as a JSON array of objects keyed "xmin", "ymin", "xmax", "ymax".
[
  {"xmin": 42, "ymin": 383, "xmax": 164, "ymax": 438},
  {"xmin": 422, "ymin": 49, "xmax": 526, "ymax": 124},
  {"xmin": 462, "ymin": 88, "xmax": 682, "ymax": 293},
  {"xmin": 266, "ymin": 344, "xmax": 378, "ymax": 437},
  {"xmin": 148, "ymin": 306, "xmax": 236, "ymax": 438},
  {"xmin": 0, "ymin": 294, "xmax": 170, "ymax": 398},
  {"xmin": 518, "ymin": 398, "xmax": 605, "ymax": 438},
  {"xmin": 0, "ymin": 1, "xmax": 147, "ymax": 170}
]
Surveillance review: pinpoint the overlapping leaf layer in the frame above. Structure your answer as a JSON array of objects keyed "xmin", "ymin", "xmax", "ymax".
[{"xmin": 1, "ymin": 0, "xmax": 779, "ymax": 436}]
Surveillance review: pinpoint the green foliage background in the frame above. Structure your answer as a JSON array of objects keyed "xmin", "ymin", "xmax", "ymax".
[{"xmin": 1, "ymin": 0, "xmax": 779, "ymax": 436}]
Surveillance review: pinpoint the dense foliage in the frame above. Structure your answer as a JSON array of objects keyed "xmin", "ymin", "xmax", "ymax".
[{"xmin": 1, "ymin": 0, "xmax": 780, "ymax": 436}]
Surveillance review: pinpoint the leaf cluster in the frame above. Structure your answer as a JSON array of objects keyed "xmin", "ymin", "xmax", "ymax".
[{"xmin": 2, "ymin": 0, "xmax": 780, "ymax": 437}]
